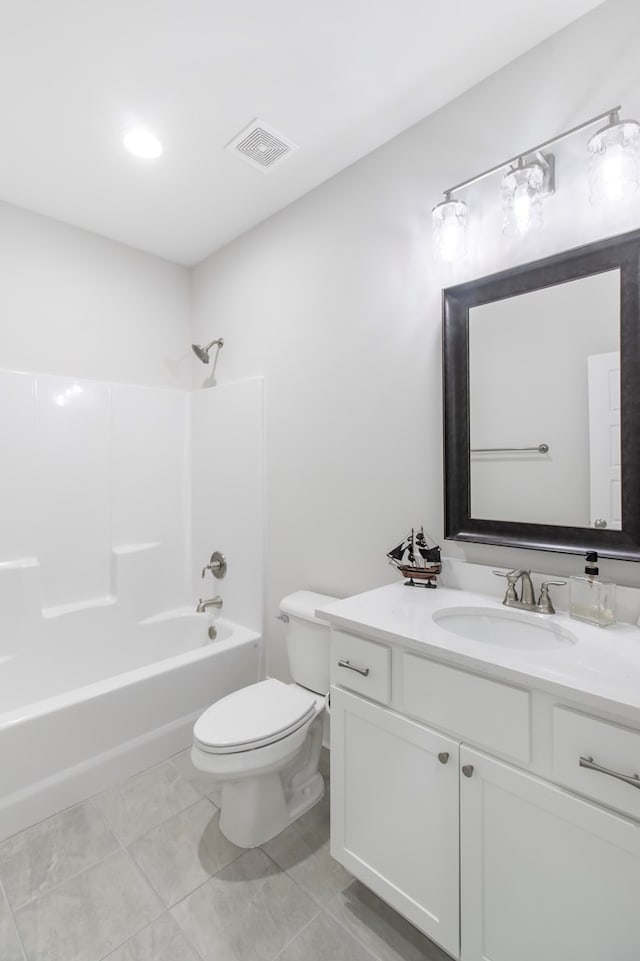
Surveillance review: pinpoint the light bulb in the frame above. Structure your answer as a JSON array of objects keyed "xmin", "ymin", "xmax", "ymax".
[
  {"xmin": 602, "ymin": 144, "xmax": 626, "ymax": 200},
  {"xmin": 501, "ymin": 161, "xmax": 544, "ymax": 236},
  {"xmin": 513, "ymin": 183, "xmax": 534, "ymax": 233}
]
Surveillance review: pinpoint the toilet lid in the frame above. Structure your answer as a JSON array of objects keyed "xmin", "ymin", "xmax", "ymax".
[{"xmin": 194, "ymin": 678, "xmax": 318, "ymax": 754}]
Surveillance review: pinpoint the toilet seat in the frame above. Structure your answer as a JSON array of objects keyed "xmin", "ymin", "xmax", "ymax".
[{"xmin": 194, "ymin": 678, "xmax": 320, "ymax": 755}]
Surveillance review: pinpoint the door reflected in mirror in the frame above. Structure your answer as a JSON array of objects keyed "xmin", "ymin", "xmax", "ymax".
[{"xmin": 468, "ymin": 270, "xmax": 621, "ymax": 530}]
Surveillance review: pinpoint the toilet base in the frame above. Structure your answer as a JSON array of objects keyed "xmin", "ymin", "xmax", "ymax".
[
  {"xmin": 219, "ymin": 769, "xmax": 324, "ymax": 848},
  {"xmin": 210, "ymin": 714, "xmax": 325, "ymax": 848}
]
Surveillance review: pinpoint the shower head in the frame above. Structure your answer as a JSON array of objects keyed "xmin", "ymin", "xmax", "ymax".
[
  {"xmin": 191, "ymin": 338, "xmax": 224, "ymax": 364},
  {"xmin": 191, "ymin": 343, "xmax": 210, "ymax": 363}
]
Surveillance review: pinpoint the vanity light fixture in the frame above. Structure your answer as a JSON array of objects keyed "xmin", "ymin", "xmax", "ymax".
[{"xmin": 433, "ymin": 104, "xmax": 638, "ymax": 261}]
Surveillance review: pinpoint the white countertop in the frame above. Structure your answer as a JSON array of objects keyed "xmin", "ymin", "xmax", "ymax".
[{"xmin": 318, "ymin": 582, "xmax": 640, "ymax": 725}]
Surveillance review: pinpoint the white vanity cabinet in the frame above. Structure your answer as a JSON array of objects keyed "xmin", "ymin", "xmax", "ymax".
[
  {"xmin": 331, "ymin": 687, "xmax": 461, "ymax": 957},
  {"xmin": 329, "ymin": 627, "xmax": 640, "ymax": 961},
  {"xmin": 460, "ymin": 746, "xmax": 640, "ymax": 961}
]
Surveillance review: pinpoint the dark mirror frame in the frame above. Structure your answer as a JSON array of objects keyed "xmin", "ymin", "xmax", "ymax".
[{"xmin": 443, "ymin": 228, "xmax": 640, "ymax": 561}]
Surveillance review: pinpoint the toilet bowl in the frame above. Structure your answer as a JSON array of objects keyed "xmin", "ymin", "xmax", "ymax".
[{"xmin": 191, "ymin": 591, "xmax": 337, "ymax": 848}]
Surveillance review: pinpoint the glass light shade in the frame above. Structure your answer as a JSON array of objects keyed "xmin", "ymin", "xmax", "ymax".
[
  {"xmin": 501, "ymin": 161, "xmax": 545, "ymax": 236},
  {"xmin": 432, "ymin": 198, "xmax": 468, "ymax": 263},
  {"xmin": 588, "ymin": 119, "xmax": 640, "ymax": 204}
]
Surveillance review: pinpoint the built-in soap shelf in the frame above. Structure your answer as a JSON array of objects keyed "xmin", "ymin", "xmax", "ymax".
[
  {"xmin": 0, "ymin": 542, "xmax": 177, "ymax": 647},
  {"xmin": 41, "ymin": 596, "xmax": 117, "ymax": 620},
  {"xmin": 0, "ymin": 557, "xmax": 39, "ymax": 571}
]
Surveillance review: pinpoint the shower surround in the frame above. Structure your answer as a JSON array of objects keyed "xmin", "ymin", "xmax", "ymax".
[
  {"xmin": 0, "ymin": 369, "xmax": 264, "ymax": 840},
  {"xmin": 0, "ymin": 371, "xmax": 190, "ymax": 611}
]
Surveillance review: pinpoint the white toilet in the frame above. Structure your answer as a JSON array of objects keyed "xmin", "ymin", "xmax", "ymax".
[{"xmin": 191, "ymin": 590, "xmax": 337, "ymax": 848}]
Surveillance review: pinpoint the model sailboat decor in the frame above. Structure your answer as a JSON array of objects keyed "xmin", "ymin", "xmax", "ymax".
[{"xmin": 387, "ymin": 527, "xmax": 441, "ymax": 588}]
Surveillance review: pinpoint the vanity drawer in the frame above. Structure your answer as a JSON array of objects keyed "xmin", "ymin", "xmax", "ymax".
[
  {"xmin": 553, "ymin": 708, "xmax": 640, "ymax": 821},
  {"xmin": 401, "ymin": 653, "xmax": 531, "ymax": 763},
  {"xmin": 331, "ymin": 631, "xmax": 390, "ymax": 704}
]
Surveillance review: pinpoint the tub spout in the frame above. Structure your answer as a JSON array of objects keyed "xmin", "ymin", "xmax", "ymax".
[{"xmin": 196, "ymin": 596, "xmax": 223, "ymax": 613}]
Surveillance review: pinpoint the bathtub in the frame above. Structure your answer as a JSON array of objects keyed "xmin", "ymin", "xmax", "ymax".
[{"xmin": 0, "ymin": 607, "xmax": 261, "ymax": 841}]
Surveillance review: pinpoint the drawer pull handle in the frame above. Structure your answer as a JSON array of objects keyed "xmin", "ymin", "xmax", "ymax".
[
  {"xmin": 337, "ymin": 659, "xmax": 370, "ymax": 677},
  {"xmin": 438, "ymin": 752, "xmax": 450, "ymax": 765},
  {"xmin": 579, "ymin": 755, "xmax": 640, "ymax": 790},
  {"xmin": 462, "ymin": 765, "xmax": 474, "ymax": 778}
]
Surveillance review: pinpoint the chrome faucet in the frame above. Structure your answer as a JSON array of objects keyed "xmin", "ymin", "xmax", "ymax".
[
  {"xmin": 493, "ymin": 569, "xmax": 565, "ymax": 614},
  {"xmin": 196, "ymin": 596, "xmax": 223, "ymax": 613}
]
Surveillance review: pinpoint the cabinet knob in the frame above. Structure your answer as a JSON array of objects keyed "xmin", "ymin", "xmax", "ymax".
[
  {"xmin": 461, "ymin": 764, "xmax": 474, "ymax": 778},
  {"xmin": 438, "ymin": 752, "xmax": 450, "ymax": 765}
]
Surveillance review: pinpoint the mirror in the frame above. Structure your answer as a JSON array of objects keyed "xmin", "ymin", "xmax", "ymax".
[
  {"xmin": 442, "ymin": 228, "xmax": 640, "ymax": 560},
  {"xmin": 469, "ymin": 270, "xmax": 621, "ymax": 529}
]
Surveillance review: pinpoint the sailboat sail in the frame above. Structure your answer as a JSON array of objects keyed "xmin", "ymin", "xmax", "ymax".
[
  {"xmin": 387, "ymin": 539, "xmax": 409, "ymax": 562},
  {"xmin": 415, "ymin": 528, "xmax": 441, "ymax": 564}
]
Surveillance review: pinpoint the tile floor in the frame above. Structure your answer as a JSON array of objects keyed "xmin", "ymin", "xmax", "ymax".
[{"xmin": 0, "ymin": 748, "xmax": 450, "ymax": 961}]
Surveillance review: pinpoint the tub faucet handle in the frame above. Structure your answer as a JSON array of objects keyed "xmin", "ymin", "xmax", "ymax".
[{"xmin": 201, "ymin": 551, "xmax": 227, "ymax": 579}]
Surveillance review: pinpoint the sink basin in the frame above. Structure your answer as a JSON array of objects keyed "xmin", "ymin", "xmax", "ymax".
[{"xmin": 432, "ymin": 606, "xmax": 577, "ymax": 649}]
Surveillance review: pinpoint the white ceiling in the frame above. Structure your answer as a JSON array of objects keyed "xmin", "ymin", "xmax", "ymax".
[{"xmin": 0, "ymin": 0, "xmax": 603, "ymax": 266}]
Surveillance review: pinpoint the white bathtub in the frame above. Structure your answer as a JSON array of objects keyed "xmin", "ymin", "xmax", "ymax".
[{"xmin": 0, "ymin": 608, "xmax": 261, "ymax": 841}]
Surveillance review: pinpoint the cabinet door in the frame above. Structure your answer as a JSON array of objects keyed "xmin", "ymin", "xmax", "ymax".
[
  {"xmin": 331, "ymin": 686, "xmax": 460, "ymax": 958},
  {"xmin": 460, "ymin": 746, "xmax": 640, "ymax": 961}
]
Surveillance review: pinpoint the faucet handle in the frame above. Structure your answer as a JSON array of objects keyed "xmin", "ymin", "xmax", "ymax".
[
  {"xmin": 537, "ymin": 580, "xmax": 567, "ymax": 614},
  {"xmin": 493, "ymin": 570, "xmax": 518, "ymax": 602},
  {"xmin": 201, "ymin": 551, "xmax": 227, "ymax": 580},
  {"xmin": 493, "ymin": 569, "xmax": 525, "ymax": 583}
]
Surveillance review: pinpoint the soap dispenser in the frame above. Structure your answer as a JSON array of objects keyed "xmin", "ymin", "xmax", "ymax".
[{"xmin": 569, "ymin": 551, "xmax": 616, "ymax": 627}]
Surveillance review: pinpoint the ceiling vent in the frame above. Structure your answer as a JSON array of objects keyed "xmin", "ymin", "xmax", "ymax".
[{"xmin": 227, "ymin": 119, "xmax": 298, "ymax": 172}]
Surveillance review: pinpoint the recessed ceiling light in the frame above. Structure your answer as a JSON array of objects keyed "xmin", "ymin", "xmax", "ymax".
[{"xmin": 123, "ymin": 129, "xmax": 163, "ymax": 160}]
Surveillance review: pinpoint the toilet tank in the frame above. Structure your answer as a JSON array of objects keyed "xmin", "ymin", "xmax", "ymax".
[{"xmin": 279, "ymin": 590, "xmax": 338, "ymax": 695}]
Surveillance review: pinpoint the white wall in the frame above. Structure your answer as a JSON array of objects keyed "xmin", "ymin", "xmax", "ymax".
[
  {"xmin": 191, "ymin": 0, "xmax": 640, "ymax": 680},
  {"xmin": 0, "ymin": 200, "xmax": 192, "ymax": 388}
]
